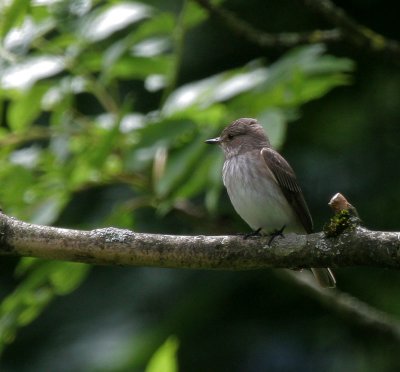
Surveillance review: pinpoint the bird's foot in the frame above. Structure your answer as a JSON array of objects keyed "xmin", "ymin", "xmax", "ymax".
[
  {"xmin": 268, "ymin": 225, "xmax": 286, "ymax": 245},
  {"xmin": 243, "ymin": 228, "xmax": 262, "ymax": 240}
]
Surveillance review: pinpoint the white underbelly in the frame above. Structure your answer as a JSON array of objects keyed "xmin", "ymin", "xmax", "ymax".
[{"xmin": 222, "ymin": 155, "xmax": 304, "ymax": 233}]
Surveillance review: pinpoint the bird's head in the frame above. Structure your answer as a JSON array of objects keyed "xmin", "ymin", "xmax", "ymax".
[{"xmin": 205, "ymin": 118, "xmax": 270, "ymax": 158}]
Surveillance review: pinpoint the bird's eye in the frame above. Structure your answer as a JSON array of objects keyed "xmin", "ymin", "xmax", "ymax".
[{"xmin": 227, "ymin": 134, "xmax": 234, "ymax": 140}]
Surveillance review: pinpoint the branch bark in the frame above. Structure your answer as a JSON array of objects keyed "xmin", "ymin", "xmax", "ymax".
[
  {"xmin": 1, "ymin": 211, "xmax": 400, "ymax": 269},
  {"xmin": 2, "ymin": 203, "xmax": 400, "ymax": 343}
]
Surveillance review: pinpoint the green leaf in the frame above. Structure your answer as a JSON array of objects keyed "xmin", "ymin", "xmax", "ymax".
[
  {"xmin": 230, "ymin": 45, "xmax": 354, "ymax": 116},
  {"xmin": 0, "ymin": 260, "xmax": 90, "ymax": 354},
  {"xmin": 257, "ymin": 108, "xmax": 289, "ymax": 149},
  {"xmin": 130, "ymin": 12, "xmax": 175, "ymax": 42},
  {"xmin": 107, "ymin": 55, "xmax": 173, "ymax": 81},
  {"xmin": 102, "ymin": 202, "xmax": 136, "ymax": 228},
  {"xmin": 15, "ymin": 257, "xmax": 40, "ymax": 277},
  {"xmin": 78, "ymin": 2, "xmax": 152, "ymax": 42},
  {"xmin": 155, "ymin": 134, "xmax": 206, "ymax": 198},
  {"xmin": 88, "ymin": 117, "xmax": 123, "ymax": 169},
  {"xmin": 145, "ymin": 336, "xmax": 179, "ymax": 372},
  {"xmin": 29, "ymin": 196, "xmax": 67, "ymax": 226},
  {"xmin": 49, "ymin": 262, "xmax": 90, "ymax": 295},
  {"xmin": 181, "ymin": 1, "xmax": 208, "ymax": 28},
  {"xmin": 182, "ymin": 0, "xmax": 224, "ymax": 29},
  {"xmin": 137, "ymin": 118, "xmax": 196, "ymax": 148},
  {"xmin": 0, "ymin": 165, "xmax": 37, "ymax": 215},
  {"xmin": 0, "ymin": 0, "xmax": 30, "ymax": 38},
  {"xmin": 163, "ymin": 45, "xmax": 353, "ymax": 119},
  {"xmin": 124, "ymin": 118, "xmax": 196, "ymax": 173},
  {"xmin": 172, "ymin": 151, "xmax": 215, "ymax": 199},
  {"xmin": 162, "ymin": 62, "xmax": 269, "ymax": 115},
  {"xmin": 7, "ymin": 83, "xmax": 50, "ymax": 132},
  {"xmin": 0, "ymin": 56, "xmax": 65, "ymax": 91}
]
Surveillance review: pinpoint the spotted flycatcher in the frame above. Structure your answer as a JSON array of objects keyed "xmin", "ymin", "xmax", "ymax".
[{"xmin": 205, "ymin": 118, "xmax": 335, "ymax": 288}]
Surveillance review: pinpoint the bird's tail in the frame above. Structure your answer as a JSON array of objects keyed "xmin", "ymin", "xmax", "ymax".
[{"xmin": 311, "ymin": 268, "xmax": 336, "ymax": 288}]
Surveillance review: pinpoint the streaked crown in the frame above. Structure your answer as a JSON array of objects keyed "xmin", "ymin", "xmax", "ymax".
[{"xmin": 219, "ymin": 118, "xmax": 270, "ymax": 158}]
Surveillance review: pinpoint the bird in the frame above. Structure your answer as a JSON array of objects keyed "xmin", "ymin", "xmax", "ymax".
[{"xmin": 205, "ymin": 117, "xmax": 336, "ymax": 288}]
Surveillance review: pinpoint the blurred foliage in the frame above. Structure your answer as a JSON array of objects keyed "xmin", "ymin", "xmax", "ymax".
[
  {"xmin": 1, "ymin": 0, "xmax": 400, "ymax": 371},
  {"xmin": 0, "ymin": 259, "xmax": 89, "ymax": 354},
  {"xmin": 145, "ymin": 336, "xmax": 179, "ymax": 372}
]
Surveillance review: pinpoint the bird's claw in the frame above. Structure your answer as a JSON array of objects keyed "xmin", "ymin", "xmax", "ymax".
[
  {"xmin": 243, "ymin": 228, "xmax": 262, "ymax": 240},
  {"xmin": 267, "ymin": 225, "xmax": 286, "ymax": 245}
]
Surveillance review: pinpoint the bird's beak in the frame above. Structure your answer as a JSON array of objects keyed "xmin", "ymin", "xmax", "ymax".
[{"xmin": 205, "ymin": 137, "xmax": 221, "ymax": 145}]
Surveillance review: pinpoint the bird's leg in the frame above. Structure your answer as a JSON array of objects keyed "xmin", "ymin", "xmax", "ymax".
[
  {"xmin": 243, "ymin": 227, "xmax": 262, "ymax": 240},
  {"xmin": 268, "ymin": 225, "xmax": 286, "ymax": 245}
]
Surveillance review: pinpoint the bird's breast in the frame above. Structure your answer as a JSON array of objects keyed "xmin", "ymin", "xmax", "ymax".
[{"xmin": 222, "ymin": 153, "xmax": 303, "ymax": 233}]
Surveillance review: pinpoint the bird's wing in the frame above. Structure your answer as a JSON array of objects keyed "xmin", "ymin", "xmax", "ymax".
[{"xmin": 261, "ymin": 147, "xmax": 313, "ymax": 233}]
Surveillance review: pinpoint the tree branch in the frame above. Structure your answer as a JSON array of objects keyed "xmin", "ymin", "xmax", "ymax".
[
  {"xmin": 194, "ymin": 0, "xmax": 400, "ymax": 60},
  {"xmin": 2, "ymin": 196, "xmax": 400, "ymax": 343},
  {"xmin": 194, "ymin": 0, "xmax": 342, "ymax": 48},
  {"xmin": 282, "ymin": 270, "xmax": 400, "ymax": 342},
  {"xmin": 1, "ymin": 210, "xmax": 400, "ymax": 269},
  {"xmin": 304, "ymin": 0, "xmax": 400, "ymax": 58}
]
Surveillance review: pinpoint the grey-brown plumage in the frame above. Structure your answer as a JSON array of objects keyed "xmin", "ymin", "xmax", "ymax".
[{"xmin": 205, "ymin": 118, "xmax": 335, "ymax": 288}]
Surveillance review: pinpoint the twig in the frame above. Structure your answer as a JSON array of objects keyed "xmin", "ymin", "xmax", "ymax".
[
  {"xmin": 193, "ymin": 0, "xmax": 400, "ymax": 60},
  {"xmin": 282, "ymin": 270, "xmax": 400, "ymax": 342},
  {"xmin": 282, "ymin": 193, "xmax": 400, "ymax": 341},
  {"xmin": 193, "ymin": 0, "xmax": 341, "ymax": 48},
  {"xmin": 304, "ymin": 0, "xmax": 400, "ymax": 57},
  {"xmin": 0, "ymin": 127, "xmax": 51, "ymax": 147}
]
